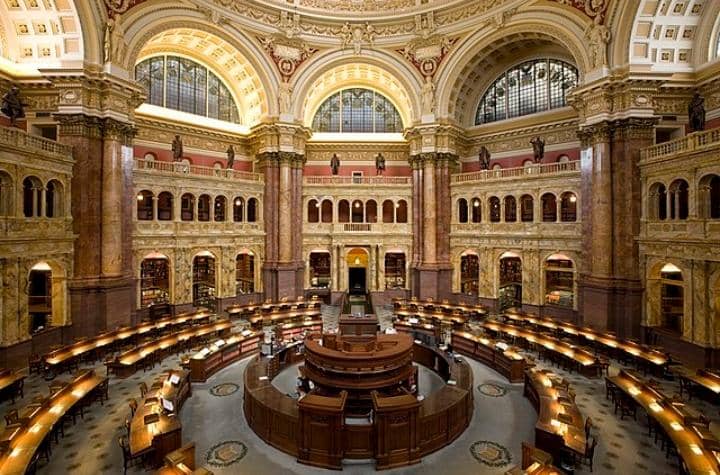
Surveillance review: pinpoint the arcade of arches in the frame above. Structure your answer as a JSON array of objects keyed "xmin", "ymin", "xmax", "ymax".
[{"xmin": 0, "ymin": 0, "xmax": 720, "ymax": 474}]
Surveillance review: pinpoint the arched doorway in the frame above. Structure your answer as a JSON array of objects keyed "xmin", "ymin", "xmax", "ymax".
[
  {"xmin": 384, "ymin": 251, "xmax": 406, "ymax": 289},
  {"xmin": 346, "ymin": 248, "xmax": 368, "ymax": 295},
  {"xmin": 460, "ymin": 252, "xmax": 479, "ymax": 295},
  {"xmin": 544, "ymin": 254, "xmax": 575, "ymax": 308},
  {"xmin": 236, "ymin": 252, "xmax": 255, "ymax": 294},
  {"xmin": 140, "ymin": 253, "xmax": 170, "ymax": 308},
  {"xmin": 28, "ymin": 262, "xmax": 52, "ymax": 333},
  {"xmin": 193, "ymin": 251, "xmax": 216, "ymax": 307},
  {"xmin": 309, "ymin": 251, "xmax": 331, "ymax": 289},
  {"xmin": 659, "ymin": 263, "xmax": 684, "ymax": 334},
  {"xmin": 499, "ymin": 252, "xmax": 522, "ymax": 310}
]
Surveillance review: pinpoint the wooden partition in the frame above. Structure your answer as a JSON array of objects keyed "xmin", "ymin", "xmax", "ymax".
[
  {"xmin": 372, "ymin": 391, "xmax": 421, "ymax": 469},
  {"xmin": 297, "ymin": 392, "xmax": 347, "ymax": 469}
]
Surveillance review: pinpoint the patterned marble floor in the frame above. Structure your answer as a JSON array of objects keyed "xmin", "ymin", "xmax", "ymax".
[{"xmin": 1, "ymin": 306, "xmax": 714, "ymax": 474}]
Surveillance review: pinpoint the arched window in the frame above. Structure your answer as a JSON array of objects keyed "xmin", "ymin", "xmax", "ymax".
[
  {"xmin": 308, "ymin": 199, "xmax": 320, "ymax": 223},
  {"xmin": 669, "ymin": 179, "xmax": 689, "ymax": 220},
  {"xmin": 0, "ymin": 171, "xmax": 13, "ymax": 216},
  {"xmin": 135, "ymin": 55, "xmax": 240, "ymax": 123},
  {"xmin": 699, "ymin": 174, "xmax": 720, "ymax": 219},
  {"xmin": 45, "ymin": 180, "xmax": 63, "ymax": 217},
  {"xmin": 504, "ymin": 196, "xmax": 517, "ymax": 222},
  {"xmin": 136, "ymin": 190, "xmax": 154, "ymax": 220},
  {"xmin": 23, "ymin": 176, "xmax": 42, "ymax": 217},
  {"xmin": 366, "ymin": 200, "xmax": 377, "ymax": 223},
  {"xmin": 321, "ymin": 199, "xmax": 333, "ymax": 223},
  {"xmin": 457, "ymin": 198, "xmax": 468, "ymax": 223},
  {"xmin": 311, "ymin": 88, "xmax": 402, "ymax": 133},
  {"xmin": 198, "ymin": 194, "xmax": 211, "ymax": 222},
  {"xmin": 396, "ymin": 200, "xmax": 408, "ymax": 223},
  {"xmin": 520, "ymin": 194, "xmax": 534, "ymax": 222},
  {"xmin": 247, "ymin": 198, "xmax": 258, "ymax": 222},
  {"xmin": 158, "ymin": 192, "xmax": 173, "ymax": 221},
  {"xmin": 489, "ymin": 196, "xmax": 501, "ymax": 222},
  {"xmin": 649, "ymin": 183, "xmax": 667, "ymax": 220},
  {"xmin": 475, "ymin": 59, "xmax": 579, "ymax": 124},
  {"xmin": 339, "ymin": 200, "xmax": 350, "ymax": 223},
  {"xmin": 233, "ymin": 197, "xmax": 245, "ymax": 222},
  {"xmin": 471, "ymin": 198, "xmax": 481, "ymax": 223},
  {"xmin": 351, "ymin": 200, "xmax": 364, "ymax": 222},
  {"xmin": 181, "ymin": 193, "xmax": 195, "ymax": 221},
  {"xmin": 560, "ymin": 192, "xmax": 577, "ymax": 222},
  {"xmin": 214, "ymin": 196, "xmax": 226, "ymax": 222},
  {"xmin": 541, "ymin": 193, "xmax": 557, "ymax": 222},
  {"xmin": 382, "ymin": 200, "xmax": 395, "ymax": 223}
]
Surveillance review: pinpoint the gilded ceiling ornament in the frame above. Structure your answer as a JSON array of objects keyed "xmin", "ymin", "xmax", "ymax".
[
  {"xmin": 553, "ymin": 0, "xmax": 608, "ymax": 24},
  {"xmin": 398, "ymin": 33, "xmax": 456, "ymax": 78},
  {"xmin": 340, "ymin": 23, "xmax": 376, "ymax": 54},
  {"xmin": 104, "ymin": 0, "xmax": 139, "ymax": 18}
]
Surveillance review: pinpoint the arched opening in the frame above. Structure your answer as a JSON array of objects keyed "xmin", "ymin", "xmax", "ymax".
[
  {"xmin": 489, "ymin": 196, "xmax": 501, "ymax": 222},
  {"xmin": 247, "ymin": 198, "xmax": 258, "ymax": 222},
  {"xmin": 321, "ymin": 199, "xmax": 333, "ymax": 223},
  {"xmin": 659, "ymin": 263, "xmax": 684, "ymax": 334},
  {"xmin": 699, "ymin": 174, "xmax": 720, "ymax": 219},
  {"xmin": 649, "ymin": 183, "xmax": 667, "ymax": 220},
  {"xmin": 347, "ymin": 248, "xmax": 368, "ymax": 295},
  {"xmin": 384, "ymin": 252, "xmax": 406, "ymax": 289},
  {"xmin": 193, "ymin": 252, "xmax": 216, "ymax": 306},
  {"xmin": 499, "ymin": 252, "xmax": 522, "ymax": 310},
  {"xmin": 23, "ymin": 176, "xmax": 42, "ymax": 217},
  {"xmin": 545, "ymin": 254, "xmax": 575, "ymax": 308},
  {"xmin": 339, "ymin": 200, "xmax": 350, "ymax": 223},
  {"xmin": 351, "ymin": 200, "xmax": 364, "ymax": 223},
  {"xmin": 158, "ymin": 192, "xmax": 173, "ymax": 221},
  {"xmin": 669, "ymin": 179, "xmax": 689, "ymax": 220},
  {"xmin": 560, "ymin": 192, "xmax": 577, "ymax": 222},
  {"xmin": 140, "ymin": 254, "xmax": 170, "ymax": 308},
  {"xmin": 214, "ymin": 196, "xmax": 227, "ymax": 222},
  {"xmin": 45, "ymin": 180, "xmax": 63, "ymax": 217},
  {"xmin": 137, "ymin": 190, "xmax": 154, "ymax": 220},
  {"xmin": 309, "ymin": 251, "xmax": 331, "ymax": 289},
  {"xmin": 471, "ymin": 198, "xmax": 481, "ymax": 223},
  {"xmin": 28, "ymin": 262, "xmax": 52, "ymax": 334},
  {"xmin": 233, "ymin": 197, "xmax": 245, "ymax": 222},
  {"xmin": 181, "ymin": 193, "xmax": 195, "ymax": 221},
  {"xmin": 504, "ymin": 196, "xmax": 517, "ymax": 222},
  {"xmin": 541, "ymin": 193, "xmax": 557, "ymax": 222},
  {"xmin": 198, "ymin": 194, "xmax": 211, "ymax": 222},
  {"xmin": 366, "ymin": 200, "xmax": 377, "ymax": 223},
  {"xmin": 396, "ymin": 200, "xmax": 408, "ymax": 223},
  {"xmin": 382, "ymin": 200, "xmax": 395, "ymax": 223},
  {"xmin": 457, "ymin": 198, "xmax": 468, "ymax": 223},
  {"xmin": 520, "ymin": 194, "xmax": 534, "ymax": 222},
  {"xmin": 460, "ymin": 253, "xmax": 479, "ymax": 295},
  {"xmin": 0, "ymin": 171, "xmax": 14, "ymax": 216},
  {"xmin": 236, "ymin": 252, "xmax": 255, "ymax": 294},
  {"xmin": 311, "ymin": 88, "xmax": 403, "ymax": 133},
  {"xmin": 308, "ymin": 199, "xmax": 320, "ymax": 223}
]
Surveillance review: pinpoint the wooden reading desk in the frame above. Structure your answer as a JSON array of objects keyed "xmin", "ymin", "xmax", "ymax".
[
  {"xmin": 672, "ymin": 367, "xmax": 720, "ymax": 402},
  {"xmin": 451, "ymin": 331, "xmax": 526, "ymax": 382},
  {"xmin": 188, "ymin": 330, "xmax": 260, "ymax": 382},
  {"xmin": 0, "ymin": 369, "xmax": 25, "ymax": 403}
]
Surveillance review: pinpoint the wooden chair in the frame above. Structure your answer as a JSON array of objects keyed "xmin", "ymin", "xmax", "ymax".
[
  {"xmin": 28, "ymin": 354, "xmax": 44, "ymax": 375},
  {"xmin": 584, "ymin": 416, "xmax": 593, "ymax": 440},
  {"xmin": 4, "ymin": 408, "xmax": 19, "ymax": 426},
  {"xmin": 581, "ymin": 437, "xmax": 598, "ymax": 472},
  {"xmin": 118, "ymin": 435, "xmax": 153, "ymax": 474},
  {"xmin": 614, "ymin": 393, "xmax": 637, "ymax": 420}
]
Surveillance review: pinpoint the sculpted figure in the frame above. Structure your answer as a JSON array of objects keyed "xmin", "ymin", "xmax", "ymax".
[
  {"xmin": 530, "ymin": 136, "xmax": 545, "ymax": 163},
  {"xmin": 375, "ymin": 153, "xmax": 386, "ymax": 175},
  {"xmin": 226, "ymin": 145, "xmax": 235, "ymax": 169},
  {"xmin": 421, "ymin": 76, "xmax": 435, "ymax": 115},
  {"xmin": 688, "ymin": 92, "xmax": 705, "ymax": 132},
  {"xmin": 172, "ymin": 135, "xmax": 184, "ymax": 162},
  {"xmin": 330, "ymin": 153, "xmax": 340, "ymax": 175},
  {"xmin": 478, "ymin": 145, "xmax": 491, "ymax": 170},
  {"xmin": 1, "ymin": 86, "xmax": 26, "ymax": 127},
  {"xmin": 586, "ymin": 24, "xmax": 611, "ymax": 69},
  {"xmin": 279, "ymin": 81, "xmax": 293, "ymax": 115}
]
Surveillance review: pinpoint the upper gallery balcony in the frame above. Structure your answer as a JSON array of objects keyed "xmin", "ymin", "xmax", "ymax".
[
  {"xmin": 0, "ymin": 126, "xmax": 72, "ymax": 159},
  {"xmin": 134, "ymin": 158, "xmax": 263, "ymax": 183},
  {"xmin": 451, "ymin": 161, "xmax": 580, "ymax": 185},
  {"xmin": 304, "ymin": 176, "xmax": 411, "ymax": 186},
  {"xmin": 640, "ymin": 128, "xmax": 720, "ymax": 164}
]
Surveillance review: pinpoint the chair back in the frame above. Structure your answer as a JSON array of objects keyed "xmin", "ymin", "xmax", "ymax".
[
  {"xmin": 587, "ymin": 437, "xmax": 597, "ymax": 459},
  {"xmin": 4, "ymin": 409, "xmax": 19, "ymax": 425},
  {"xmin": 585, "ymin": 416, "xmax": 593, "ymax": 439}
]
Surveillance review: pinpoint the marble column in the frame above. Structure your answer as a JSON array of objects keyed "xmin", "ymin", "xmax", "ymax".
[{"xmin": 278, "ymin": 155, "xmax": 293, "ymax": 263}]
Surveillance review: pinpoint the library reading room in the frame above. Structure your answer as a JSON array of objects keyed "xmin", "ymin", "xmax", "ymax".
[{"xmin": 0, "ymin": 0, "xmax": 719, "ymax": 474}]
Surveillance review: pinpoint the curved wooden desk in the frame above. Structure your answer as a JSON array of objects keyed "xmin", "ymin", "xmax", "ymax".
[
  {"xmin": 188, "ymin": 331, "xmax": 260, "ymax": 382},
  {"xmin": 451, "ymin": 331, "xmax": 526, "ymax": 383}
]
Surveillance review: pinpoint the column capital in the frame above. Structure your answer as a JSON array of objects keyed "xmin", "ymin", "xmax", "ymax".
[
  {"xmin": 612, "ymin": 117, "xmax": 657, "ymax": 141},
  {"xmin": 54, "ymin": 114, "xmax": 104, "ymax": 139},
  {"xmin": 249, "ymin": 121, "xmax": 311, "ymax": 156},
  {"xmin": 577, "ymin": 121, "xmax": 615, "ymax": 147}
]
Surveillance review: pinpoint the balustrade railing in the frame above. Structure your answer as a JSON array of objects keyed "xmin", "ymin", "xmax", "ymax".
[
  {"xmin": 0, "ymin": 126, "xmax": 72, "ymax": 157},
  {"xmin": 343, "ymin": 223, "xmax": 372, "ymax": 232},
  {"xmin": 134, "ymin": 158, "xmax": 263, "ymax": 182},
  {"xmin": 451, "ymin": 160, "xmax": 579, "ymax": 184},
  {"xmin": 641, "ymin": 128, "xmax": 720, "ymax": 161},
  {"xmin": 304, "ymin": 176, "xmax": 411, "ymax": 185}
]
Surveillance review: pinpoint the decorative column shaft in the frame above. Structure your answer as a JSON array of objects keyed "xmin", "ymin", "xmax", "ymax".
[
  {"xmin": 278, "ymin": 153, "xmax": 293, "ymax": 263},
  {"xmin": 422, "ymin": 154, "xmax": 437, "ymax": 264}
]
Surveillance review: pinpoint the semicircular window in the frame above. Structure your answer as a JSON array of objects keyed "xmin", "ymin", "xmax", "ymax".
[
  {"xmin": 475, "ymin": 59, "xmax": 578, "ymax": 125},
  {"xmin": 312, "ymin": 88, "xmax": 402, "ymax": 133},
  {"xmin": 135, "ymin": 55, "xmax": 240, "ymax": 124}
]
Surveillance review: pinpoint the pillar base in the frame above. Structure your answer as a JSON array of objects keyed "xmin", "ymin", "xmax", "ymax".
[
  {"xmin": 411, "ymin": 265, "xmax": 453, "ymax": 301},
  {"xmin": 69, "ymin": 275, "xmax": 134, "ymax": 337},
  {"xmin": 263, "ymin": 263, "xmax": 304, "ymax": 301},
  {"xmin": 579, "ymin": 275, "xmax": 642, "ymax": 338}
]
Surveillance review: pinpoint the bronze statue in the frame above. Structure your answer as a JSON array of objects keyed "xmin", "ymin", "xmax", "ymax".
[
  {"xmin": 1, "ymin": 86, "xmax": 26, "ymax": 127},
  {"xmin": 375, "ymin": 152, "xmax": 386, "ymax": 175},
  {"xmin": 688, "ymin": 92, "xmax": 705, "ymax": 132},
  {"xmin": 226, "ymin": 145, "xmax": 235, "ymax": 169},
  {"xmin": 330, "ymin": 153, "xmax": 340, "ymax": 175},
  {"xmin": 478, "ymin": 145, "xmax": 491, "ymax": 170},
  {"xmin": 530, "ymin": 136, "xmax": 545, "ymax": 163},
  {"xmin": 171, "ymin": 135, "xmax": 183, "ymax": 162}
]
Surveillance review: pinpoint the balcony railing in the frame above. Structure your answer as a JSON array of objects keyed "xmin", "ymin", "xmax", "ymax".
[
  {"xmin": 0, "ymin": 125, "xmax": 72, "ymax": 157},
  {"xmin": 451, "ymin": 161, "xmax": 579, "ymax": 184},
  {"xmin": 134, "ymin": 158, "xmax": 263, "ymax": 182},
  {"xmin": 641, "ymin": 128, "xmax": 720, "ymax": 162},
  {"xmin": 304, "ymin": 176, "xmax": 411, "ymax": 185}
]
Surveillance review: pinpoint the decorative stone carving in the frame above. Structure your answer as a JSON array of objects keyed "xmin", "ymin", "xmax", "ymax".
[
  {"xmin": 103, "ymin": 15, "xmax": 127, "ymax": 63},
  {"xmin": 258, "ymin": 34, "xmax": 317, "ymax": 81},
  {"xmin": 397, "ymin": 33, "xmax": 456, "ymax": 79},
  {"xmin": 585, "ymin": 23, "xmax": 611, "ymax": 69},
  {"xmin": 340, "ymin": 23, "xmax": 375, "ymax": 54},
  {"xmin": 421, "ymin": 76, "xmax": 436, "ymax": 116}
]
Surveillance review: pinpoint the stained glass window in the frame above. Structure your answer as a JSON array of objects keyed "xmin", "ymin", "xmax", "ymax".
[
  {"xmin": 135, "ymin": 56, "xmax": 240, "ymax": 123},
  {"xmin": 312, "ymin": 88, "xmax": 402, "ymax": 133},
  {"xmin": 475, "ymin": 59, "xmax": 578, "ymax": 125}
]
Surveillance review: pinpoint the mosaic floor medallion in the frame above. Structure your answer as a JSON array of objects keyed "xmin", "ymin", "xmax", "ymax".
[
  {"xmin": 478, "ymin": 383, "xmax": 507, "ymax": 397},
  {"xmin": 469, "ymin": 441, "xmax": 512, "ymax": 467},
  {"xmin": 210, "ymin": 382, "xmax": 239, "ymax": 397},
  {"xmin": 206, "ymin": 440, "xmax": 248, "ymax": 467}
]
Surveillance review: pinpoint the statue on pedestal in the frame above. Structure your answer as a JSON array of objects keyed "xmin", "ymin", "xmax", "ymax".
[
  {"xmin": 530, "ymin": 136, "xmax": 545, "ymax": 163},
  {"xmin": 172, "ymin": 135, "xmax": 184, "ymax": 162},
  {"xmin": 688, "ymin": 92, "xmax": 705, "ymax": 132},
  {"xmin": 226, "ymin": 145, "xmax": 235, "ymax": 169},
  {"xmin": 375, "ymin": 153, "xmax": 386, "ymax": 175},
  {"xmin": 1, "ymin": 86, "xmax": 26, "ymax": 127},
  {"xmin": 330, "ymin": 153, "xmax": 340, "ymax": 175},
  {"xmin": 478, "ymin": 145, "xmax": 491, "ymax": 170}
]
